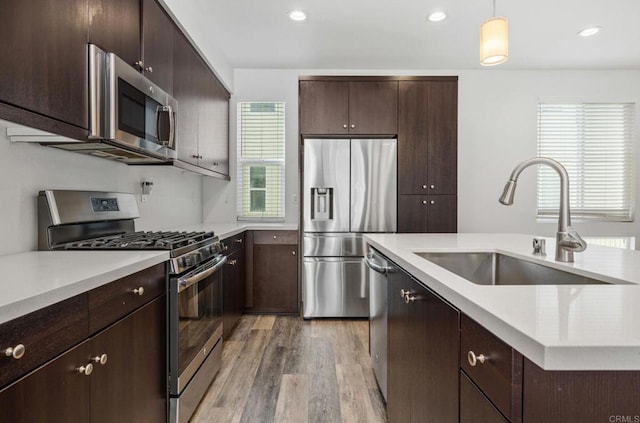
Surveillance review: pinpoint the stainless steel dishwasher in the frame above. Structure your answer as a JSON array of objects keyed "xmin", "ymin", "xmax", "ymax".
[{"xmin": 365, "ymin": 247, "xmax": 394, "ymax": 402}]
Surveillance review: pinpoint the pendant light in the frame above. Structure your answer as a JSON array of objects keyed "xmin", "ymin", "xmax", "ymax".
[{"xmin": 479, "ymin": 0, "xmax": 508, "ymax": 66}]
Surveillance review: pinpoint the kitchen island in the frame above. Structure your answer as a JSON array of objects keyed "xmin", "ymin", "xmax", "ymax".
[{"xmin": 365, "ymin": 233, "xmax": 640, "ymax": 423}]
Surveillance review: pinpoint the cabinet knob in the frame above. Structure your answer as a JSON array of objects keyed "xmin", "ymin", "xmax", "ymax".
[
  {"xmin": 212, "ymin": 162, "xmax": 220, "ymax": 166},
  {"xmin": 430, "ymin": 200, "xmax": 435, "ymax": 205},
  {"xmin": 77, "ymin": 363, "xmax": 94, "ymax": 376},
  {"xmin": 430, "ymin": 184, "xmax": 435, "ymax": 189},
  {"xmin": 350, "ymin": 124, "xmax": 355, "ymax": 129},
  {"xmin": 133, "ymin": 287, "xmax": 145, "ymax": 296},
  {"xmin": 343, "ymin": 124, "xmax": 348, "ymax": 129},
  {"xmin": 92, "ymin": 354, "xmax": 108, "ymax": 366},
  {"xmin": 4, "ymin": 344, "xmax": 25, "ymax": 360},
  {"xmin": 234, "ymin": 238, "xmax": 243, "ymax": 243},
  {"xmin": 400, "ymin": 289, "xmax": 412, "ymax": 298},
  {"xmin": 422, "ymin": 200, "xmax": 427, "ymax": 204},
  {"xmin": 273, "ymin": 235, "xmax": 277, "ymax": 239},
  {"xmin": 292, "ymin": 251, "xmax": 296, "ymax": 255},
  {"xmin": 134, "ymin": 60, "xmax": 144, "ymax": 70},
  {"xmin": 467, "ymin": 350, "xmax": 488, "ymax": 366},
  {"xmin": 228, "ymin": 259, "xmax": 237, "ymax": 266},
  {"xmin": 404, "ymin": 293, "xmax": 417, "ymax": 304},
  {"xmin": 422, "ymin": 184, "xmax": 427, "ymax": 189},
  {"xmin": 144, "ymin": 66, "xmax": 153, "ymax": 73}
]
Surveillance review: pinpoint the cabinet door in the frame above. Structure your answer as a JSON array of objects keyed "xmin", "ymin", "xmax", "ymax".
[
  {"xmin": 349, "ymin": 81, "xmax": 398, "ymax": 135},
  {"xmin": 398, "ymin": 81, "xmax": 457, "ymax": 195},
  {"xmin": 0, "ymin": 0, "xmax": 88, "ymax": 129},
  {"xmin": 397, "ymin": 195, "xmax": 457, "ymax": 233},
  {"xmin": 223, "ymin": 249, "xmax": 242, "ymax": 338},
  {"xmin": 173, "ymin": 31, "xmax": 200, "ymax": 166},
  {"xmin": 88, "ymin": 0, "xmax": 141, "ymax": 68},
  {"xmin": 299, "ymin": 81, "xmax": 349, "ymax": 135},
  {"xmin": 387, "ymin": 269, "xmax": 413, "ymax": 423},
  {"xmin": 198, "ymin": 65, "xmax": 230, "ymax": 176},
  {"xmin": 142, "ymin": 0, "xmax": 174, "ymax": 93},
  {"xmin": 0, "ymin": 341, "xmax": 91, "ymax": 423},
  {"xmin": 460, "ymin": 372, "xmax": 508, "ymax": 423},
  {"xmin": 90, "ymin": 296, "xmax": 166, "ymax": 423}
]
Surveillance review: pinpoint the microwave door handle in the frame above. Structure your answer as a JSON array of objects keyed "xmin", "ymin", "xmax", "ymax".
[
  {"xmin": 155, "ymin": 105, "xmax": 175, "ymax": 152},
  {"xmin": 166, "ymin": 105, "xmax": 175, "ymax": 148},
  {"xmin": 177, "ymin": 256, "xmax": 227, "ymax": 292}
]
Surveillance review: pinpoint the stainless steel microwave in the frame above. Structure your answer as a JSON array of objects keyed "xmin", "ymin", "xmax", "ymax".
[{"xmin": 87, "ymin": 44, "xmax": 177, "ymax": 162}]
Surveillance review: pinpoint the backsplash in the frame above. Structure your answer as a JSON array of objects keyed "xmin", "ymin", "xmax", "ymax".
[{"xmin": 0, "ymin": 128, "xmax": 203, "ymax": 255}]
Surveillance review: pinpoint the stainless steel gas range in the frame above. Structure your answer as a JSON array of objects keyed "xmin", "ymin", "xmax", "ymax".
[{"xmin": 38, "ymin": 190, "xmax": 224, "ymax": 423}]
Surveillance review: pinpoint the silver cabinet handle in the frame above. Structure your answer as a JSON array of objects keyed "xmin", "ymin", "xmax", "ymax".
[
  {"xmin": 467, "ymin": 350, "xmax": 488, "ymax": 366},
  {"xmin": 422, "ymin": 184, "xmax": 427, "ymax": 189},
  {"xmin": 404, "ymin": 293, "xmax": 416, "ymax": 304},
  {"xmin": 77, "ymin": 363, "xmax": 94, "ymax": 376},
  {"xmin": 93, "ymin": 354, "xmax": 108, "ymax": 365},
  {"xmin": 400, "ymin": 289, "xmax": 412, "ymax": 298},
  {"xmin": 292, "ymin": 251, "xmax": 296, "ymax": 255},
  {"xmin": 133, "ymin": 287, "xmax": 145, "ymax": 296},
  {"xmin": 145, "ymin": 66, "xmax": 153, "ymax": 73},
  {"xmin": 234, "ymin": 238, "xmax": 243, "ymax": 243},
  {"xmin": 273, "ymin": 235, "xmax": 277, "ymax": 239},
  {"xmin": 4, "ymin": 344, "xmax": 25, "ymax": 360},
  {"xmin": 430, "ymin": 184, "xmax": 435, "ymax": 189},
  {"xmin": 227, "ymin": 259, "xmax": 237, "ymax": 266},
  {"xmin": 430, "ymin": 200, "xmax": 436, "ymax": 205},
  {"xmin": 135, "ymin": 60, "xmax": 144, "ymax": 70},
  {"xmin": 343, "ymin": 124, "xmax": 348, "ymax": 128},
  {"xmin": 351, "ymin": 124, "xmax": 355, "ymax": 129},
  {"xmin": 422, "ymin": 200, "xmax": 427, "ymax": 204}
]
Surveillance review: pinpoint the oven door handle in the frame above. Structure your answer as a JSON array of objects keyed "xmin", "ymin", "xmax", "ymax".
[{"xmin": 177, "ymin": 255, "xmax": 227, "ymax": 292}]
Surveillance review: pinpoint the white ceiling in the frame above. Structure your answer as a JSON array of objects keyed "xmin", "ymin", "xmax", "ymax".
[{"xmin": 188, "ymin": 0, "xmax": 640, "ymax": 70}]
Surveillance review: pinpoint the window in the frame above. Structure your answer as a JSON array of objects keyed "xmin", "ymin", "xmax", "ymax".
[
  {"xmin": 237, "ymin": 102, "xmax": 285, "ymax": 220},
  {"xmin": 537, "ymin": 102, "xmax": 635, "ymax": 221}
]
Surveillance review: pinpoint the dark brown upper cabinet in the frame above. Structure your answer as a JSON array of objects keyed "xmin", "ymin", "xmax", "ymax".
[
  {"xmin": 89, "ymin": 0, "xmax": 141, "ymax": 69},
  {"xmin": 0, "ymin": 0, "xmax": 89, "ymax": 136},
  {"xmin": 398, "ymin": 80, "xmax": 458, "ymax": 195},
  {"xmin": 142, "ymin": 0, "xmax": 174, "ymax": 94},
  {"xmin": 173, "ymin": 30, "xmax": 230, "ymax": 179},
  {"xmin": 299, "ymin": 79, "xmax": 398, "ymax": 136},
  {"xmin": 90, "ymin": 0, "xmax": 175, "ymax": 94}
]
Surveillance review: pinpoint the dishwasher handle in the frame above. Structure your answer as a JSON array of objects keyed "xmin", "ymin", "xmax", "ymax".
[{"xmin": 364, "ymin": 252, "xmax": 392, "ymax": 275}]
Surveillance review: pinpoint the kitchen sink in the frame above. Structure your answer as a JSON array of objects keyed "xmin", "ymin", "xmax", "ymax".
[{"xmin": 415, "ymin": 252, "xmax": 616, "ymax": 286}]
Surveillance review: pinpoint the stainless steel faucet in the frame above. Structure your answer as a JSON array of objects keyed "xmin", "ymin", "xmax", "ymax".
[{"xmin": 499, "ymin": 157, "xmax": 587, "ymax": 262}]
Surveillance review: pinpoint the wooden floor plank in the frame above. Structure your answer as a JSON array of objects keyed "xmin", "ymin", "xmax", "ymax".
[
  {"xmin": 274, "ymin": 374, "xmax": 310, "ymax": 423},
  {"xmin": 192, "ymin": 315, "xmax": 388, "ymax": 423}
]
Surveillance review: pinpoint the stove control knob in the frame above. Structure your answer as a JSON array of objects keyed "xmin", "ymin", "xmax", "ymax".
[{"xmin": 185, "ymin": 256, "xmax": 193, "ymax": 267}]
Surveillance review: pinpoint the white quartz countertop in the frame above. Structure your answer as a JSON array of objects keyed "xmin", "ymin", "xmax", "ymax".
[
  {"xmin": 164, "ymin": 222, "xmax": 299, "ymax": 240},
  {"xmin": 364, "ymin": 233, "xmax": 640, "ymax": 371},
  {"xmin": 0, "ymin": 251, "xmax": 169, "ymax": 325}
]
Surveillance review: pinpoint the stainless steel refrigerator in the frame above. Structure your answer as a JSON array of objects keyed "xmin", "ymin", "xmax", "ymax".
[{"xmin": 302, "ymin": 138, "xmax": 397, "ymax": 318}]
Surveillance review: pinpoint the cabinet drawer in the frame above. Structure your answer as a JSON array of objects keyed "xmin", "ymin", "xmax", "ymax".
[
  {"xmin": 252, "ymin": 230, "xmax": 298, "ymax": 245},
  {"xmin": 0, "ymin": 294, "xmax": 88, "ymax": 389},
  {"xmin": 460, "ymin": 371, "xmax": 508, "ymax": 423},
  {"xmin": 222, "ymin": 232, "xmax": 245, "ymax": 254},
  {"xmin": 460, "ymin": 314, "xmax": 523, "ymax": 422},
  {"xmin": 88, "ymin": 263, "xmax": 165, "ymax": 334}
]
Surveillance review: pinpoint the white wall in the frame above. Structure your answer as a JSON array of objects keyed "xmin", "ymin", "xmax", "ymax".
[
  {"xmin": 0, "ymin": 129, "xmax": 203, "ymax": 255},
  {"xmin": 202, "ymin": 68, "xmax": 640, "ymax": 244}
]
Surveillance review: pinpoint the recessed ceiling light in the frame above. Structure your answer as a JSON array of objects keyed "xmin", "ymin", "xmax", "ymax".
[
  {"xmin": 427, "ymin": 11, "xmax": 447, "ymax": 22},
  {"xmin": 288, "ymin": 10, "xmax": 307, "ymax": 21},
  {"xmin": 578, "ymin": 26, "xmax": 601, "ymax": 37}
]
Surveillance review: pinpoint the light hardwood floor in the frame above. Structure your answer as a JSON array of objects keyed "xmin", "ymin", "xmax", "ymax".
[{"xmin": 191, "ymin": 315, "xmax": 388, "ymax": 423}]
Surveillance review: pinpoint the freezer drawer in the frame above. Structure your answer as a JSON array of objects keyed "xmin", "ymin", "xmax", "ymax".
[
  {"xmin": 303, "ymin": 258, "xmax": 369, "ymax": 318},
  {"xmin": 303, "ymin": 233, "xmax": 364, "ymax": 257}
]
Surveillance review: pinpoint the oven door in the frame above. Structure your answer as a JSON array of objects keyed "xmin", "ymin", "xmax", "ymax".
[{"xmin": 169, "ymin": 254, "xmax": 225, "ymax": 395}]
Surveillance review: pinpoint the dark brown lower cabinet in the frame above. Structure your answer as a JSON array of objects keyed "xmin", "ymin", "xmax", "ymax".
[
  {"xmin": 0, "ymin": 341, "xmax": 91, "ymax": 423},
  {"xmin": 398, "ymin": 194, "xmax": 457, "ymax": 233},
  {"xmin": 223, "ymin": 248, "xmax": 245, "ymax": 337},
  {"xmin": 523, "ymin": 358, "xmax": 640, "ymax": 423},
  {"xmin": 0, "ymin": 295, "xmax": 166, "ymax": 423},
  {"xmin": 387, "ymin": 266, "xmax": 459, "ymax": 423},
  {"xmin": 90, "ymin": 295, "xmax": 166, "ymax": 423},
  {"xmin": 460, "ymin": 372, "xmax": 508, "ymax": 423},
  {"xmin": 246, "ymin": 231, "xmax": 298, "ymax": 313}
]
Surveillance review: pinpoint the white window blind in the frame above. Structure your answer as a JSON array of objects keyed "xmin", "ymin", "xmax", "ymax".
[
  {"xmin": 537, "ymin": 102, "xmax": 635, "ymax": 221},
  {"xmin": 237, "ymin": 102, "xmax": 285, "ymax": 220}
]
